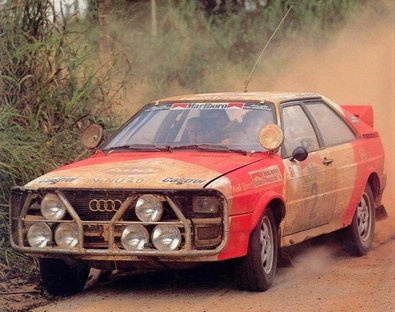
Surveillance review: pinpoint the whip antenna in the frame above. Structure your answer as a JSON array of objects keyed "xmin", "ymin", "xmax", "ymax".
[{"xmin": 243, "ymin": 6, "xmax": 293, "ymax": 92}]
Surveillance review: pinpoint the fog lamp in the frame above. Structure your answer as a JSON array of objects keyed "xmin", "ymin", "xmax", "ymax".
[
  {"xmin": 27, "ymin": 222, "xmax": 52, "ymax": 248},
  {"xmin": 55, "ymin": 223, "xmax": 79, "ymax": 248},
  {"xmin": 135, "ymin": 194, "xmax": 163, "ymax": 222},
  {"xmin": 121, "ymin": 224, "xmax": 149, "ymax": 251},
  {"xmin": 152, "ymin": 225, "xmax": 181, "ymax": 251},
  {"xmin": 192, "ymin": 196, "xmax": 220, "ymax": 214},
  {"xmin": 41, "ymin": 193, "xmax": 66, "ymax": 220}
]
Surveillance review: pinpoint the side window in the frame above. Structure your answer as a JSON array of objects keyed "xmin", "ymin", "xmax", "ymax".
[
  {"xmin": 304, "ymin": 102, "xmax": 355, "ymax": 147},
  {"xmin": 282, "ymin": 105, "xmax": 320, "ymax": 157}
]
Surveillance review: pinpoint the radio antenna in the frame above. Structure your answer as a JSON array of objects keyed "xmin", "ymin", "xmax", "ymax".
[{"xmin": 243, "ymin": 6, "xmax": 293, "ymax": 92}]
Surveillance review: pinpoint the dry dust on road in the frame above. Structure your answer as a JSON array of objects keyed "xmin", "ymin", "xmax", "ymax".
[{"xmin": 32, "ymin": 220, "xmax": 394, "ymax": 312}]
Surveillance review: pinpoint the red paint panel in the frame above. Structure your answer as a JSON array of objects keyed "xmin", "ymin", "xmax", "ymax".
[
  {"xmin": 343, "ymin": 137, "xmax": 385, "ymax": 225},
  {"xmin": 218, "ymin": 213, "xmax": 252, "ymax": 260}
]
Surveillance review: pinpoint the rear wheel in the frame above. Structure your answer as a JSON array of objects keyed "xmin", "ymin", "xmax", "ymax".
[
  {"xmin": 39, "ymin": 258, "xmax": 90, "ymax": 295},
  {"xmin": 235, "ymin": 209, "xmax": 278, "ymax": 291},
  {"xmin": 344, "ymin": 185, "xmax": 375, "ymax": 256}
]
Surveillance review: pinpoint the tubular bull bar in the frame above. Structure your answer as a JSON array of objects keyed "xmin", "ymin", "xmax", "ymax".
[{"xmin": 11, "ymin": 190, "xmax": 229, "ymax": 261}]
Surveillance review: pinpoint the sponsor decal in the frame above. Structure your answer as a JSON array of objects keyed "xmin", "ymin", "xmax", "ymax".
[
  {"xmin": 87, "ymin": 177, "xmax": 146, "ymax": 184},
  {"xmin": 161, "ymin": 177, "xmax": 206, "ymax": 185},
  {"xmin": 249, "ymin": 165, "xmax": 282, "ymax": 187},
  {"xmin": 232, "ymin": 181, "xmax": 254, "ymax": 193},
  {"xmin": 244, "ymin": 103, "xmax": 273, "ymax": 111},
  {"xmin": 101, "ymin": 167, "xmax": 161, "ymax": 175},
  {"xmin": 228, "ymin": 102, "xmax": 245, "ymax": 109},
  {"xmin": 37, "ymin": 177, "xmax": 78, "ymax": 185},
  {"xmin": 171, "ymin": 103, "xmax": 242, "ymax": 110},
  {"xmin": 146, "ymin": 104, "xmax": 172, "ymax": 111},
  {"xmin": 302, "ymin": 163, "xmax": 320, "ymax": 219},
  {"xmin": 171, "ymin": 103, "xmax": 188, "ymax": 109},
  {"xmin": 287, "ymin": 163, "xmax": 300, "ymax": 179}
]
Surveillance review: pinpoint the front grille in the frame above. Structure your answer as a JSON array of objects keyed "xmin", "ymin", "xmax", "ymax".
[{"xmin": 62, "ymin": 190, "xmax": 135, "ymax": 221}]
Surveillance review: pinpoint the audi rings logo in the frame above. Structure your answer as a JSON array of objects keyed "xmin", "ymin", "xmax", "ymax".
[{"xmin": 89, "ymin": 199, "xmax": 122, "ymax": 212}]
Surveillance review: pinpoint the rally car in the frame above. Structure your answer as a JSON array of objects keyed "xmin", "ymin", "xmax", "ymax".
[{"xmin": 9, "ymin": 92, "xmax": 386, "ymax": 294}]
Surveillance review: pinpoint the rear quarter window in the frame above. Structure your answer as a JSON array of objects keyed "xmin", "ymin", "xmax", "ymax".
[{"xmin": 304, "ymin": 102, "xmax": 356, "ymax": 147}]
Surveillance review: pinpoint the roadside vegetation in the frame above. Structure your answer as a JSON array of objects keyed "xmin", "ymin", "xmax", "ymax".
[{"xmin": 0, "ymin": 0, "xmax": 370, "ymax": 273}]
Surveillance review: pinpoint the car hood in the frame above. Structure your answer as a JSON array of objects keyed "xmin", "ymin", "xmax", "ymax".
[{"xmin": 24, "ymin": 151, "xmax": 264, "ymax": 190}]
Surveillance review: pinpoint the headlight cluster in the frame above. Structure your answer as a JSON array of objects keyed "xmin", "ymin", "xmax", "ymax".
[
  {"xmin": 27, "ymin": 193, "xmax": 78, "ymax": 249},
  {"xmin": 121, "ymin": 224, "xmax": 181, "ymax": 251},
  {"xmin": 120, "ymin": 194, "xmax": 182, "ymax": 251}
]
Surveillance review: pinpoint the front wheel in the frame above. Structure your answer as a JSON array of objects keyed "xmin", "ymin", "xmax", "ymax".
[
  {"xmin": 39, "ymin": 258, "xmax": 90, "ymax": 295},
  {"xmin": 344, "ymin": 184, "xmax": 375, "ymax": 256},
  {"xmin": 235, "ymin": 209, "xmax": 278, "ymax": 291}
]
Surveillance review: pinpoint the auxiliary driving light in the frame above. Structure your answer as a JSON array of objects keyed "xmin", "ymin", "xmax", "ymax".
[
  {"xmin": 41, "ymin": 193, "xmax": 66, "ymax": 220},
  {"xmin": 55, "ymin": 223, "xmax": 79, "ymax": 248},
  {"xmin": 27, "ymin": 222, "xmax": 52, "ymax": 248},
  {"xmin": 152, "ymin": 225, "xmax": 181, "ymax": 251},
  {"xmin": 121, "ymin": 224, "xmax": 149, "ymax": 251},
  {"xmin": 135, "ymin": 194, "xmax": 163, "ymax": 222}
]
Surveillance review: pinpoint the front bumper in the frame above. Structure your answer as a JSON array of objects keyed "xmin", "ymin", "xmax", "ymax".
[{"xmin": 10, "ymin": 188, "xmax": 229, "ymax": 262}]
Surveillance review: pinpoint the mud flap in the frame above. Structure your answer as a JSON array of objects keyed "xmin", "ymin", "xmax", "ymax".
[{"xmin": 375, "ymin": 205, "xmax": 388, "ymax": 221}]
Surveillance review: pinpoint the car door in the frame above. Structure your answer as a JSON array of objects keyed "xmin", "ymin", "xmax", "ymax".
[
  {"xmin": 281, "ymin": 102, "xmax": 337, "ymax": 236},
  {"xmin": 302, "ymin": 100, "xmax": 357, "ymax": 226}
]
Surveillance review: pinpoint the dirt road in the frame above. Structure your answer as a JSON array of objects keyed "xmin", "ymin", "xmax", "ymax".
[{"xmin": 31, "ymin": 220, "xmax": 394, "ymax": 312}]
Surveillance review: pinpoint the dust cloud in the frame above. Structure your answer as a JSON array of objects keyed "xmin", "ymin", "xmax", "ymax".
[
  {"xmin": 248, "ymin": 3, "xmax": 394, "ymax": 240},
  {"xmin": 120, "ymin": 3, "xmax": 393, "ymax": 236}
]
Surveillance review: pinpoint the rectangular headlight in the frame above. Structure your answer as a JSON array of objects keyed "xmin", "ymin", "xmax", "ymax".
[{"xmin": 192, "ymin": 196, "xmax": 220, "ymax": 214}]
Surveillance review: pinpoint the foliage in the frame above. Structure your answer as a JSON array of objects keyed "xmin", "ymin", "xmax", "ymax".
[
  {"xmin": 0, "ymin": 0, "xmax": 128, "ymax": 268},
  {"xmin": 109, "ymin": 0, "xmax": 367, "ymax": 102}
]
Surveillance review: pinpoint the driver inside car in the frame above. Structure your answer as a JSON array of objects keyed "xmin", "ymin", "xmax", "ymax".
[{"xmin": 185, "ymin": 117, "xmax": 209, "ymax": 144}]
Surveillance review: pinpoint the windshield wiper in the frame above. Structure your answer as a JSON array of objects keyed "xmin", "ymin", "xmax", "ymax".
[
  {"xmin": 102, "ymin": 144, "xmax": 170, "ymax": 152},
  {"xmin": 171, "ymin": 144, "xmax": 247, "ymax": 155}
]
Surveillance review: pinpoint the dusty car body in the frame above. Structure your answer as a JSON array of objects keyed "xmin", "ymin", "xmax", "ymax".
[{"xmin": 9, "ymin": 92, "xmax": 386, "ymax": 294}]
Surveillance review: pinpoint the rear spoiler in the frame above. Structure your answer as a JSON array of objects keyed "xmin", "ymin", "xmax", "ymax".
[{"xmin": 341, "ymin": 105, "xmax": 373, "ymax": 128}]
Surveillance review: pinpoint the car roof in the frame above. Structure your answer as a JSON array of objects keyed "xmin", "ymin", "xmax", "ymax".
[{"xmin": 156, "ymin": 92, "xmax": 322, "ymax": 104}]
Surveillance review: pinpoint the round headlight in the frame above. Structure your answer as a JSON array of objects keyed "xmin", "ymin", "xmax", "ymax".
[
  {"xmin": 121, "ymin": 224, "xmax": 149, "ymax": 251},
  {"xmin": 135, "ymin": 194, "xmax": 163, "ymax": 222},
  {"xmin": 55, "ymin": 223, "xmax": 79, "ymax": 248},
  {"xmin": 41, "ymin": 194, "xmax": 66, "ymax": 220},
  {"xmin": 27, "ymin": 222, "xmax": 52, "ymax": 248},
  {"xmin": 152, "ymin": 225, "xmax": 181, "ymax": 251}
]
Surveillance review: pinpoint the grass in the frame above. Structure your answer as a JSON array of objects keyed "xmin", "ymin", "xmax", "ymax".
[{"xmin": 0, "ymin": 0, "xmax": 126, "ymax": 270}]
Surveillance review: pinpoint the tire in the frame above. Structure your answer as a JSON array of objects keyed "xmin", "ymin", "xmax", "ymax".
[
  {"xmin": 235, "ymin": 209, "xmax": 278, "ymax": 291},
  {"xmin": 344, "ymin": 184, "xmax": 375, "ymax": 256},
  {"xmin": 39, "ymin": 258, "xmax": 90, "ymax": 296}
]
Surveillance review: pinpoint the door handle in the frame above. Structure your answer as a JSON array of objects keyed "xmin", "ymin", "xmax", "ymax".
[{"xmin": 323, "ymin": 157, "xmax": 333, "ymax": 165}]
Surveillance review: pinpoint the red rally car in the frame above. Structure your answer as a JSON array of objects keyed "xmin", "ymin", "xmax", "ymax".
[{"xmin": 9, "ymin": 92, "xmax": 387, "ymax": 294}]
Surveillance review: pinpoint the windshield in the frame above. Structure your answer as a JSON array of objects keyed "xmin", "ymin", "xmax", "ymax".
[{"xmin": 103, "ymin": 102, "xmax": 276, "ymax": 152}]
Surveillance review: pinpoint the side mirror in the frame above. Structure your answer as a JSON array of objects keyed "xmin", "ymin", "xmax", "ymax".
[
  {"xmin": 81, "ymin": 124, "xmax": 104, "ymax": 149},
  {"xmin": 258, "ymin": 124, "xmax": 284, "ymax": 152},
  {"xmin": 291, "ymin": 146, "xmax": 308, "ymax": 162}
]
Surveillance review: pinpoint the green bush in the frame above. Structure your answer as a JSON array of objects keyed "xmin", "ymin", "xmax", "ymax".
[{"xmin": 0, "ymin": 0, "xmax": 127, "ymax": 267}]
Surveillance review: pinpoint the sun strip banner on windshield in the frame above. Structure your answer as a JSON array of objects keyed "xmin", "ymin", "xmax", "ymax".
[{"xmin": 146, "ymin": 102, "xmax": 273, "ymax": 111}]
